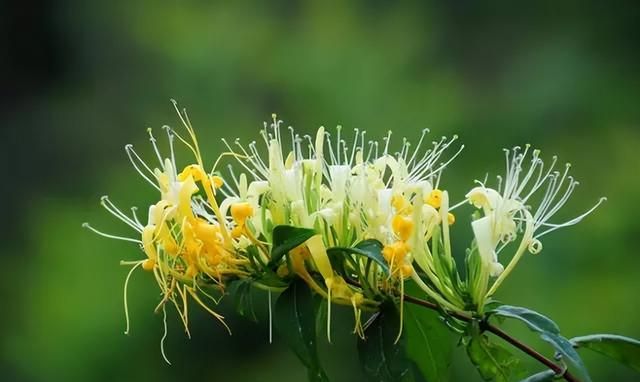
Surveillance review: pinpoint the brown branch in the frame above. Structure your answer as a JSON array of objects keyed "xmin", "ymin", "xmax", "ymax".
[{"xmin": 403, "ymin": 294, "xmax": 579, "ymax": 382}]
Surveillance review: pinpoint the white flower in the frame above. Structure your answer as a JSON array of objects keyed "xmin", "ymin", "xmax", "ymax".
[
  {"xmin": 467, "ymin": 145, "xmax": 605, "ymax": 280},
  {"xmin": 220, "ymin": 116, "xmax": 463, "ymax": 249}
]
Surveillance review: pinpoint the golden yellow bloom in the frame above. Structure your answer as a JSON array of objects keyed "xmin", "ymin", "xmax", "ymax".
[
  {"xmin": 425, "ymin": 189, "xmax": 443, "ymax": 208},
  {"xmin": 392, "ymin": 214, "xmax": 414, "ymax": 242}
]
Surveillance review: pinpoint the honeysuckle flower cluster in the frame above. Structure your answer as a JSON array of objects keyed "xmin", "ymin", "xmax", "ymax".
[{"xmin": 85, "ymin": 104, "xmax": 604, "ymax": 358}]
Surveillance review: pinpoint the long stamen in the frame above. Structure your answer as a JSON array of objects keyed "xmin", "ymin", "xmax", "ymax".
[
  {"xmin": 535, "ymin": 197, "xmax": 607, "ymax": 238},
  {"xmin": 125, "ymin": 144, "xmax": 161, "ymax": 191},
  {"xmin": 411, "ymin": 141, "xmax": 464, "ymax": 182},
  {"xmin": 121, "ymin": 260, "xmax": 144, "ymax": 335},
  {"xmin": 306, "ymin": 133, "xmax": 317, "ymax": 159},
  {"xmin": 187, "ymin": 288, "xmax": 231, "ymax": 335},
  {"xmin": 537, "ymin": 178, "xmax": 577, "ymax": 226},
  {"xmin": 336, "ymin": 125, "xmax": 342, "ymax": 164},
  {"xmin": 534, "ymin": 172, "xmax": 560, "ymax": 222},
  {"xmin": 535, "ymin": 164, "xmax": 572, "ymax": 223},
  {"xmin": 221, "ymin": 138, "xmax": 262, "ymax": 180},
  {"xmin": 522, "ymin": 163, "xmax": 555, "ymax": 203},
  {"xmin": 348, "ymin": 128, "xmax": 360, "ymax": 166},
  {"xmin": 325, "ymin": 132, "xmax": 337, "ymax": 165},
  {"xmin": 130, "ymin": 207, "xmax": 142, "ymax": 226},
  {"xmin": 268, "ymin": 291, "xmax": 273, "ymax": 344},
  {"xmin": 226, "ymin": 164, "xmax": 242, "ymax": 194},
  {"xmin": 235, "ymin": 138, "xmax": 269, "ymax": 178},
  {"xmin": 160, "ymin": 305, "xmax": 172, "ymax": 365},
  {"xmin": 514, "ymin": 147, "xmax": 539, "ymax": 196},
  {"xmin": 295, "ymin": 135, "xmax": 303, "ymax": 162},
  {"xmin": 163, "ymin": 126, "xmax": 178, "ymax": 172},
  {"xmin": 249, "ymin": 141, "xmax": 269, "ymax": 176},
  {"xmin": 407, "ymin": 128, "xmax": 429, "ymax": 167},
  {"xmin": 288, "ymin": 126, "xmax": 296, "ymax": 159},
  {"xmin": 101, "ymin": 196, "xmax": 143, "ymax": 232},
  {"xmin": 171, "ymin": 100, "xmax": 202, "ymax": 164},
  {"xmin": 82, "ymin": 223, "xmax": 142, "ymax": 243},
  {"xmin": 341, "ymin": 139, "xmax": 348, "ymax": 166}
]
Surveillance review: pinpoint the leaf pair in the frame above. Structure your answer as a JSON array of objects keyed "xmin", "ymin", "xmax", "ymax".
[
  {"xmin": 490, "ymin": 305, "xmax": 640, "ymax": 381},
  {"xmin": 489, "ymin": 305, "xmax": 590, "ymax": 381}
]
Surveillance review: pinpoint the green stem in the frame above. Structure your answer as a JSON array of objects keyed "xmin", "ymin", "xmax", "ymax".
[{"xmin": 486, "ymin": 210, "xmax": 535, "ymax": 297}]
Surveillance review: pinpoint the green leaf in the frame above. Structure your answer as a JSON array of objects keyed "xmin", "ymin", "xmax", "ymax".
[
  {"xmin": 490, "ymin": 305, "xmax": 560, "ymax": 334},
  {"xmin": 541, "ymin": 333, "xmax": 589, "ymax": 381},
  {"xmin": 358, "ymin": 300, "xmax": 415, "ymax": 382},
  {"xmin": 227, "ymin": 279, "xmax": 257, "ymax": 321},
  {"xmin": 274, "ymin": 279, "xmax": 328, "ymax": 382},
  {"xmin": 269, "ymin": 225, "xmax": 316, "ymax": 266},
  {"xmin": 570, "ymin": 334, "xmax": 640, "ymax": 372},
  {"xmin": 489, "ymin": 305, "xmax": 591, "ymax": 382},
  {"xmin": 519, "ymin": 370, "xmax": 557, "ymax": 382},
  {"xmin": 466, "ymin": 323, "xmax": 524, "ymax": 382},
  {"xmin": 404, "ymin": 283, "xmax": 455, "ymax": 381},
  {"xmin": 253, "ymin": 272, "xmax": 290, "ymax": 289},
  {"xmin": 325, "ymin": 248, "xmax": 348, "ymax": 278},
  {"xmin": 327, "ymin": 239, "xmax": 389, "ymax": 275}
]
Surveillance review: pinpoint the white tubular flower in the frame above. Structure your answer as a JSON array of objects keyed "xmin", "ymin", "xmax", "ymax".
[
  {"xmin": 466, "ymin": 186, "xmax": 522, "ymax": 277},
  {"xmin": 221, "ymin": 116, "xmax": 462, "ymax": 246},
  {"xmin": 328, "ymin": 164, "xmax": 351, "ymax": 206},
  {"xmin": 221, "ymin": 115, "xmax": 324, "ymax": 230},
  {"xmin": 471, "ymin": 216, "xmax": 506, "ymax": 277},
  {"xmin": 219, "ymin": 114, "xmax": 466, "ymax": 335},
  {"xmin": 467, "ymin": 145, "xmax": 605, "ymax": 294}
]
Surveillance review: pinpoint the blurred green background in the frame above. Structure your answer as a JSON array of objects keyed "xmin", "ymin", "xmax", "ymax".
[{"xmin": 2, "ymin": 1, "xmax": 639, "ymax": 381}]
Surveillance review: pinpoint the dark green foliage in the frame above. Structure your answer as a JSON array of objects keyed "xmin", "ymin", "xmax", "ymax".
[
  {"xmin": 269, "ymin": 225, "xmax": 317, "ymax": 266},
  {"xmin": 404, "ymin": 298, "xmax": 455, "ymax": 381},
  {"xmin": 571, "ymin": 334, "xmax": 640, "ymax": 372},
  {"xmin": 228, "ymin": 279, "xmax": 258, "ymax": 321},
  {"xmin": 519, "ymin": 370, "xmax": 557, "ymax": 382},
  {"xmin": 243, "ymin": 244, "xmax": 290, "ymax": 288},
  {"xmin": 490, "ymin": 305, "xmax": 590, "ymax": 382},
  {"xmin": 274, "ymin": 279, "xmax": 328, "ymax": 381},
  {"xmin": 489, "ymin": 306, "xmax": 560, "ymax": 335},
  {"xmin": 327, "ymin": 239, "xmax": 389, "ymax": 275},
  {"xmin": 357, "ymin": 301, "xmax": 418, "ymax": 382},
  {"xmin": 465, "ymin": 322, "xmax": 525, "ymax": 382}
]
